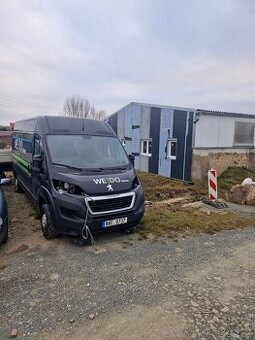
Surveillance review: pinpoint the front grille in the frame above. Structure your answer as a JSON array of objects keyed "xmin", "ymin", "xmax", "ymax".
[{"xmin": 86, "ymin": 193, "xmax": 135, "ymax": 215}]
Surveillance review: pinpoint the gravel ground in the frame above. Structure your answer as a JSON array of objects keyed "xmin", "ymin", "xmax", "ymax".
[{"xmin": 0, "ymin": 226, "xmax": 255, "ymax": 339}]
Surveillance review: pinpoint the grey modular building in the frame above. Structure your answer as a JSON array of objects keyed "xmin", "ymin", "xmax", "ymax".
[{"xmin": 108, "ymin": 102, "xmax": 255, "ymax": 182}]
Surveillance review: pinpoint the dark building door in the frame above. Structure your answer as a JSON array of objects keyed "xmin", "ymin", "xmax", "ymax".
[
  {"xmin": 149, "ymin": 107, "xmax": 161, "ymax": 174},
  {"xmin": 171, "ymin": 111, "xmax": 193, "ymax": 181}
]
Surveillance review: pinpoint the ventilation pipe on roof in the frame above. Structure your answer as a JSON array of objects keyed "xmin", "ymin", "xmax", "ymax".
[{"xmin": 194, "ymin": 110, "xmax": 201, "ymax": 124}]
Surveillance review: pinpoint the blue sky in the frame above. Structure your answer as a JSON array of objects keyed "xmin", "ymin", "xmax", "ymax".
[{"xmin": 0, "ymin": 0, "xmax": 255, "ymax": 124}]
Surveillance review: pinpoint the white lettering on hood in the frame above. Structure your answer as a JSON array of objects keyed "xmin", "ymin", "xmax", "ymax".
[{"xmin": 93, "ymin": 177, "xmax": 122, "ymax": 185}]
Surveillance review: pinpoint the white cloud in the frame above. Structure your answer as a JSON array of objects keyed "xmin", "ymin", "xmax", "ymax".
[{"xmin": 0, "ymin": 0, "xmax": 255, "ymax": 124}]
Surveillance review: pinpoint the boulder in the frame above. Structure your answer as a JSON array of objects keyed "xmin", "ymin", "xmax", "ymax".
[
  {"xmin": 227, "ymin": 184, "xmax": 255, "ymax": 205},
  {"xmin": 241, "ymin": 177, "xmax": 255, "ymax": 185}
]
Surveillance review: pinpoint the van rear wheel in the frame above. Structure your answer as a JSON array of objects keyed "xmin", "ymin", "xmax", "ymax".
[
  {"xmin": 15, "ymin": 178, "xmax": 23, "ymax": 193},
  {"xmin": 41, "ymin": 204, "xmax": 58, "ymax": 240},
  {"xmin": 2, "ymin": 223, "xmax": 8, "ymax": 244}
]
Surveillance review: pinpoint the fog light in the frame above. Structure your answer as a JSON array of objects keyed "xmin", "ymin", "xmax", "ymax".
[{"xmin": 64, "ymin": 182, "xmax": 70, "ymax": 190}]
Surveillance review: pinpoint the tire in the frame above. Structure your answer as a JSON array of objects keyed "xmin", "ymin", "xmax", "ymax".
[
  {"xmin": 0, "ymin": 171, "xmax": 6, "ymax": 178},
  {"xmin": 2, "ymin": 222, "xmax": 8, "ymax": 244},
  {"xmin": 15, "ymin": 178, "xmax": 23, "ymax": 193},
  {"xmin": 41, "ymin": 204, "xmax": 58, "ymax": 240}
]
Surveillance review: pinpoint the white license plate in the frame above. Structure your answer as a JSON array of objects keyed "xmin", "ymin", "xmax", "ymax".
[{"xmin": 102, "ymin": 217, "xmax": 128, "ymax": 228}]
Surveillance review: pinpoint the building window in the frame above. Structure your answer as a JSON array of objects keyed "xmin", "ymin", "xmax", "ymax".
[
  {"xmin": 141, "ymin": 139, "xmax": 152, "ymax": 156},
  {"xmin": 167, "ymin": 139, "xmax": 177, "ymax": 160},
  {"xmin": 234, "ymin": 122, "xmax": 254, "ymax": 146}
]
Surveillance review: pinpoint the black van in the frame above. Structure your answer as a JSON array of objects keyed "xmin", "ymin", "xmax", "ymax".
[{"xmin": 13, "ymin": 116, "xmax": 144, "ymax": 240}]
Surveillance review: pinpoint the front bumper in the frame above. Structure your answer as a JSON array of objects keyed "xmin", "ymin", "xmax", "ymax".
[{"xmin": 52, "ymin": 186, "xmax": 144, "ymax": 236}]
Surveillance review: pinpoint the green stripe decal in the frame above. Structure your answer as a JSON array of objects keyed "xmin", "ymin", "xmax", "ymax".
[{"xmin": 12, "ymin": 153, "xmax": 31, "ymax": 176}]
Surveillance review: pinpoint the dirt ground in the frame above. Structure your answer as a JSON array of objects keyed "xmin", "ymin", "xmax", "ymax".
[{"xmin": 1, "ymin": 181, "xmax": 255, "ymax": 339}]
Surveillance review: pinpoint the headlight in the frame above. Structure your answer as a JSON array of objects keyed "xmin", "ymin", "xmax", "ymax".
[
  {"xmin": 0, "ymin": 217, "xmax": 3, "ymax": 226},
  {"xmin": 52, "ymin": 180, "xmax": 83, "ymax": 195},
  {"xmin": 132, "ymin": 176, "xmax": 140, "ymax": 189}
]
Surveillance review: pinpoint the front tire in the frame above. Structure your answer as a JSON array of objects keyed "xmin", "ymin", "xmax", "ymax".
[{"xmin": 41, "ymin": 204, "xmax": 58, "ymax": 240}]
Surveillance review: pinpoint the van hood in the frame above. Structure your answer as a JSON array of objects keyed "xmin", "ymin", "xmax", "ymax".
[{"xmin": 51, "ymin": 168, "xmax": 135, "ymax": 195}]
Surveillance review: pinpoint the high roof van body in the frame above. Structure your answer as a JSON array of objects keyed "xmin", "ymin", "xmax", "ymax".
[{"xmin": 13, "ymin": 116, "xmax": 144, "ymax": 239}]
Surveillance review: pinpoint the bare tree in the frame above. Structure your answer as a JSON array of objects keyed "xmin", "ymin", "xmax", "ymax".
[
  {"xmin": 95, "ymin": 110, "xmax": 106, "ymax": 120},
  {"xmin": 63, "ymin": 96, "xmax": 106, "ymax": 120},
  {"xmin": 63, "ymin": 96, "xmax": 90, "ymax": 118}
]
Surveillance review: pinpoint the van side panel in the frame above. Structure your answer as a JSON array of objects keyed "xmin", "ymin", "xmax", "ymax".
[{"xmin": 12, "ymin": 131, "xmax": 34, "ymax": 196}]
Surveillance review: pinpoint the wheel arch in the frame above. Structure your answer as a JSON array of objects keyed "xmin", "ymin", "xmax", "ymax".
[{"xmin": 37, "ymin": 186, "xmax": 55, "ymax": 216}]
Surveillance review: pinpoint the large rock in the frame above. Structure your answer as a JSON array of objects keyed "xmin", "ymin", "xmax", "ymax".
[{"xmin": 227, "ymin": 184, "xmax": 255, "ymax": 205}]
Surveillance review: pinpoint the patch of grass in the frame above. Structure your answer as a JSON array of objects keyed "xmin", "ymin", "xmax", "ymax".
[
  {"xmin": 139, "ymin": 205, "xmax": 254, "ymax": 238},
  {"xmin": 137, "ymin": 171, "xmax": 207, "ymax": 201},
  {"xmin": 28, "ymin": 208, "xmax": 41, "ymax": 219},
  {"xmin": 218, "ymin": 166, "xmax": 255, "ymax": 191}
]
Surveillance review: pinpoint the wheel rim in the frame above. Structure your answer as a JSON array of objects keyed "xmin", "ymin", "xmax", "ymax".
[{"xmin": 41, "ymin": 213, "xmax": 47, "ymax": 232}]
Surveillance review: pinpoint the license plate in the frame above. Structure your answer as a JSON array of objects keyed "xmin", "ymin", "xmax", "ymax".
[{"xmin": 101, "ymin": 217, "xmax": 128, "ymax": 228}]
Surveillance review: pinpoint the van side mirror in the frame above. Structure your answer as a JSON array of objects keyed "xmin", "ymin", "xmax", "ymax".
[
  {"xmin": 129, "ymin": 154, "xmax": 135, "ymax": 166},
  {"xmin": 32, "ymin": 155, "xmax": 42, "ymax": 172}
]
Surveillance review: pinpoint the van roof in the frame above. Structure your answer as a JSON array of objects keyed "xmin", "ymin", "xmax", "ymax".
[{"xmin": 14, "ymin": 116, "xmax": 115, "ymax": 136}]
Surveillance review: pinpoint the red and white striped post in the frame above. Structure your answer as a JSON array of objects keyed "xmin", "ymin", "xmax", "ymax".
[{"xmin": 208, "ymin": 168, "xmax": 217, "ymax": 201}]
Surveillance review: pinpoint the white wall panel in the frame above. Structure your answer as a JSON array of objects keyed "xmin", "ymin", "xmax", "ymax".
[{"xmin": 194, "ymin": 115, "xmax": 255, "ymax": 148}]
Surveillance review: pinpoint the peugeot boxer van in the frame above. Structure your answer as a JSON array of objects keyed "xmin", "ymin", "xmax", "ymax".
[{"xmin": 13, "ymin": 116, "xmax": 144, "ymax": 240}]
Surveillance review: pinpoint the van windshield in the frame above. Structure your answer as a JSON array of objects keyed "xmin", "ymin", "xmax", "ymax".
[{"xmin": 46, "ymin": 135, "xmax": 130, "ymax": 170}]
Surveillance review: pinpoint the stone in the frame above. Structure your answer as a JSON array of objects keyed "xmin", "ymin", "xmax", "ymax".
[
  {"xmin": 10, "ymin": 329, "xmax": 18, "ymax": 338},
  {"xmin": 221, "ymin": 306, "xmax": 229, "ymax": 313},
  {"xmin": 212, "ymin": 308, "xmax": 219, "ymax": 314},
  {"xmin": 241, "ymin": 178, "xmax": 255, "ymax": 185},
  {"xmin": 212, "ymin": 315, "xmax": 220, "ymax": 323},
  {"xmin": 227, "ymin": 183, "xmax": 255, "ymax": 205},
  {"xmin": 89, "ymin": 314, "xmax": 95, "ymax": 320},
  {"xmin": 190, "ymin": 300, "xmax": 199, "ymax": 307},
  {"xmin": 214, "ymin": 277, "xmax": 222, "ymax": 282},
  {"xmin": 69, "ymin": 318, "xmax": 75, "ymax": 323},
  {"xmin": 50, "ymin": 273, "xmax": 60, "ymax": 281}
]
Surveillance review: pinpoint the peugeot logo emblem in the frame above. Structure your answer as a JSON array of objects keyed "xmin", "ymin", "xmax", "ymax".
[{"xmin": 107, "ymin": 184, "xmax": 113, "ymax": 192}]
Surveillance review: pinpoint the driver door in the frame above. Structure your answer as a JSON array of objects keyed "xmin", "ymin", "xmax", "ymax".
[{"xmin": 31, "ymin": 134, "xmax": 42, "ymax": 202}]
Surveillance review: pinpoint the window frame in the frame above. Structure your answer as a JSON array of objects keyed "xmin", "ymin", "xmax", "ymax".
[
  {"xmin": 140, "ymin": 139, "xmax": 152, "ymax": 157},
  {"xmin": 233, "ymin": 121, "xmax": 255, "ymax": 147},
  {"xmin": 33, "ymin": 134, "xmax": 41, "ymax": 157},
  {"xmin": 167, "ymin": 138, "xmax": 177, "ymax": 160}
]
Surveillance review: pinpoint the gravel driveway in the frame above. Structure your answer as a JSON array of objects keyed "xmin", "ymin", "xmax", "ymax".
[{"xmin": 0, "ymin": 225, "xmax": 255, "ymax": 339}]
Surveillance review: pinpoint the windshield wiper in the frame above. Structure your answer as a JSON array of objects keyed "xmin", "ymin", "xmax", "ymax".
[
  {"xmin": 86, "ymin": 168, "xmax": 104, "ymax": 172},
  {"xmin": 52, "ymin": 162, "xmax": 82, "ymax": 171},
  {"xmin": 97, "ymin": 166, "xmax": 128, "ymax": 171},
  {"xmin": 113, "ymin": 167, "xmax": 129, "ymax": 170}
]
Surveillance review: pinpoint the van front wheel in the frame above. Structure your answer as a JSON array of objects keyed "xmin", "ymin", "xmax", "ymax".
[{"xmin": 41, "ymin": 204, "xmax": 58, "ymax": 240}]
